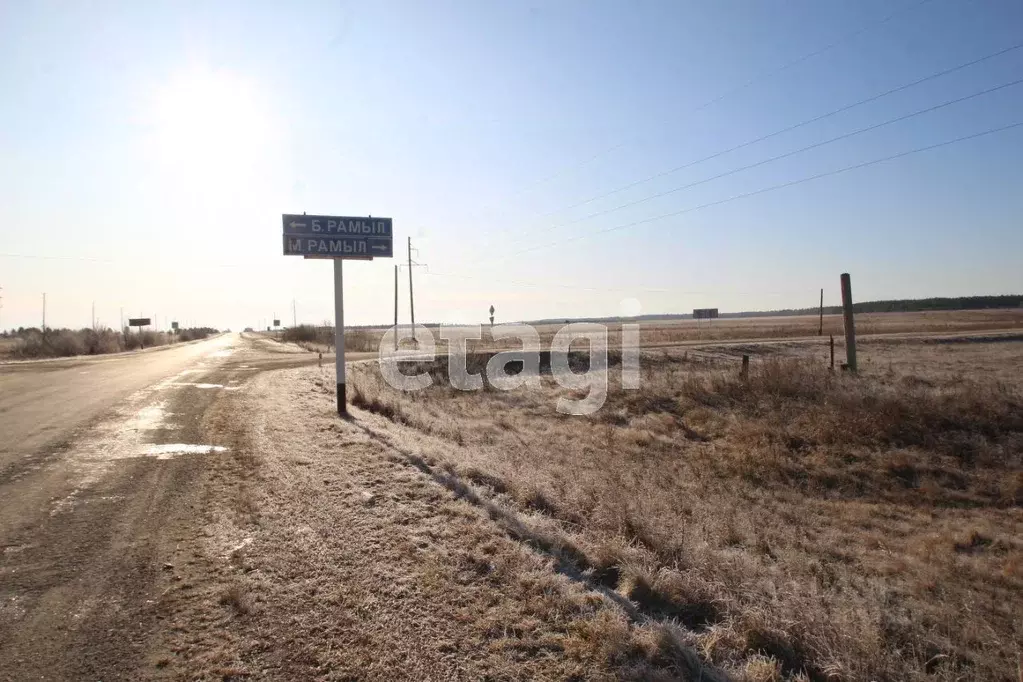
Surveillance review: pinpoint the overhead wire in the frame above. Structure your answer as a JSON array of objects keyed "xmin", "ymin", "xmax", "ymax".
[
  {"xmin": 460, "ymin": 0, "xmax": 940, "ymax": 220},
  {"xmin": 449, "ymin": 120, "xmax": 1023, "ymax": 269},
  {"xmin": 508, "ymin": 75, "xmax": 1023, "ymax": 240},
  {"xmin": 520, "ymin": 39, "xmax": 1023, "ymax": 225}
]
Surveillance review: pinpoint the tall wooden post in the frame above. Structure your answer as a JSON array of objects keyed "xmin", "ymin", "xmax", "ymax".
[
  {"xmin": 818, "ymin": 288, "xmax": 824, "ymax": 336},
  {"xmin": 840, "ymin": 273, "xmax": 857, "ymax": 372}
]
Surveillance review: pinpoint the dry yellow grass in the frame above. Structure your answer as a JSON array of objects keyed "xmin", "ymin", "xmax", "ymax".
[
  {"xmin": 344, "ymin": 308, "xmax": 1023, "ymax": 354},
  {"xmin": 347, "ymin": 336, "xmax": 1023, "ymax": 680}
]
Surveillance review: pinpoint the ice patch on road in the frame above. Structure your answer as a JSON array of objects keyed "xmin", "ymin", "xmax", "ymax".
[
  {"xmin": 125, "ymin": 402, "xmax": 169, "ymax": 431},
  {"xmin": 161, "ymin": 382, "xmax": 241, "ymax": 390},
  {"xmin": 145, "ymin": 443, "xmax": 227, "ymax": 460}
]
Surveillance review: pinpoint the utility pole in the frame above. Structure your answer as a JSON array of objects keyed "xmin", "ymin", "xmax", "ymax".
[
  {"xmin": 393, "ymin": 264, "xmax": 399, "ymax": 350},
  {"xmin": 92, "ymin": 301, "xmax": 96, "ymax": 330},
  {"xmin": 42, "ymin": 293, "xmax": 46, "ymax": 332},
  {"xmin": 407, "ymin": 236, "xmax": 415, "ymax": 328},
  {"xmin": 293, "ymin": 299, "xmax": 297, "ymax": 328},
  {"xmin": 120, "ymin": 306, "xmax": 124, "ymax": 332},
  {"xmin": 400, "ymin": 238, "xmax": 427, "ymax": 341}
]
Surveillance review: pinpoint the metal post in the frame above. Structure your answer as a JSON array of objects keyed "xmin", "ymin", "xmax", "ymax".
[
  {"xmin": 334, "ymin": 258, "xmax": 346, "ymax": 415},
  {"xmin": 829, "ymin": 334, "xmax": 835, "ymax": 370},
  {"xmin": 394, "ymin": 264, "xmax": 399, "ymax": 350},
  {"xmin": 840, "ymin": 273, "xmax": 857, "ymax": 372}
]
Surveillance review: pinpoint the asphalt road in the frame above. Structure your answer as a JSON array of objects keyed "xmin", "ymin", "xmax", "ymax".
[
  {"xmin": 0, "ymin": 335, "xmax": 241, "ymax": 472},
  {"xmin": 0, "ymin": 333, "xmax": 319, "ymax": 680}
]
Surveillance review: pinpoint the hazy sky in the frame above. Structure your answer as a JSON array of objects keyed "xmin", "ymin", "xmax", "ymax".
[{"xmin": 2, "ymin": 0, "xmax": 1021, "ymax": 331}]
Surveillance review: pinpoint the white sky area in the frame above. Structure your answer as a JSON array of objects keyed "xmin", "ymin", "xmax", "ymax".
[{"xmin": 1, "ymin": 1, "xmax": 1021, "ymax": 331}]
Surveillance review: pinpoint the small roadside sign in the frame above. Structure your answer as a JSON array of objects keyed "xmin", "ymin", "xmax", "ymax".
[
  {"xmin": 128, "ymin": 318, "xmax": 151, "ymax": 326},
  {"xmin": 171, "ymin": 321, "xmax": 179, "ymax": 331}
]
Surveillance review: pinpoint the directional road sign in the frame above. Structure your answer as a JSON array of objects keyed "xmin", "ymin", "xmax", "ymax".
[
  {"xmin": 282, "ymin": 214, "xmax": 393, "ymax": 259},
  {"xmin": 128, "ymin": 318, "xmax": 151, "ymax": 326}
]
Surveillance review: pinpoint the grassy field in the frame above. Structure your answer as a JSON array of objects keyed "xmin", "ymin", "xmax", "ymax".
[
  {"xmin": 345, "ymin": 333, "xmax": 1023, "ymax": 680},
  {"xmin": 282, "ymin": 308, "xmax": 1023, "ymax": 356}
]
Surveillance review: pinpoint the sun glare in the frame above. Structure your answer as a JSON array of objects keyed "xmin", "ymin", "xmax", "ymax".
[{"xmin": 144, "ymin": 66, "xmax": 276, "ymax": 186}]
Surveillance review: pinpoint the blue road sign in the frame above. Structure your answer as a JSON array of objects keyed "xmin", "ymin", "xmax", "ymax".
[
  {"xmin": 283, "ymin": 234, "xmax": 393, "ymax": 258},
  {"xmin": 282, "ymin": 214, "xmax": 393, "ymax": 259}
]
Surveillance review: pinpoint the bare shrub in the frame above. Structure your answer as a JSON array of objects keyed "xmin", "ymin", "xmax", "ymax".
[{"xmin": 283, "ymin": 324, "xmax": 379, "ymax": 352}]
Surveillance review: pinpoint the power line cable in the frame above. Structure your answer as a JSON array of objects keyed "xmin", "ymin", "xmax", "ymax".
[
  {"xmin": 460, "ymin": 120, "xmax": 1023, "ymax": 266},
  {"xmin": 522, "ymin": 39, "xmax": 1023, "ymax": 224},
  {"xmin": 462, "ymin": 0, "xmax": 939, "ymax": 218},
  {"xmin": 513, "ymin": 76, "xmax": 1023, "ymax": 240}
]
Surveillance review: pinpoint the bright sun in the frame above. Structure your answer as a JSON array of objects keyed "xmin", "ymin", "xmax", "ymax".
[{"xmin": 145, "ymin": 66, "xmax": 276, "ymax": 187}]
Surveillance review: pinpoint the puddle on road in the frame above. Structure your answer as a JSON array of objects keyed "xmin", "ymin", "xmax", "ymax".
[{"xmin": 144, "ymin": 443, "xmax": 228, "ymax": 460}]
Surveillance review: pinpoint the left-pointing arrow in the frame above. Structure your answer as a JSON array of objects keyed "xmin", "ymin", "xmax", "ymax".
[{"xmin": 289, "ymin": 221, "xmax": 306, "ymax": 230}]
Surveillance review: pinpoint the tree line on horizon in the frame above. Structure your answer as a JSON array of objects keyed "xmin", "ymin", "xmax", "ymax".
[{"xmin": 524, "ymin": 294, "xmax": 1023, "ymax": 325}]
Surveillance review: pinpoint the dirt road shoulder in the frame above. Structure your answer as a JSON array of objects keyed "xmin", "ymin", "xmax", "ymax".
[{"xmin": 155, "ymin": 365, "xmax": 715, "ymax": 681}]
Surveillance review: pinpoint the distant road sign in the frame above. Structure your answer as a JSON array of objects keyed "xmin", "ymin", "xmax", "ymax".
[
  {"xmin": 693, "ymin": 308, "xmax": 719, "ymax": 320},
  {"xmin": 273, "ymin": 319, "xmax": 280, "ymax": 327},
  {"xmin": 171, "ymin": 321, "xmax": 179, "ymax": 330},
  {"xmin": 281, "ymin": 214, "xmax": 393, "ymax": 259},
  {"xmin": 128, "ymin": 318, "xmax": 151, "ymax": 326}
]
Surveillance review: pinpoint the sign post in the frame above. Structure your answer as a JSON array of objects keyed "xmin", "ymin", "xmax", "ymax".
[
  {"xmin": 128, "ymin": 317, "xmax": 151, "ymax": 350},
  {"xmin": 282, "ymin": 214, "xmax": 393, "ymax": 416},
  {"xmin": 334, "ymin": 259, "xmax": 345, "ymax": 411}
]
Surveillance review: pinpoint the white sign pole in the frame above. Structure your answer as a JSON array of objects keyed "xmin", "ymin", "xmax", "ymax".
[{"xmin": 333, "ymin": 258, "xmax": 346, "ymax": 415}]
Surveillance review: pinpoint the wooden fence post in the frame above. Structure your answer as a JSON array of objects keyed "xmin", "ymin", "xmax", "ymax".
[{"xmin": 840, "ymin": 273, "xmax": 857, "ymax": 372}]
